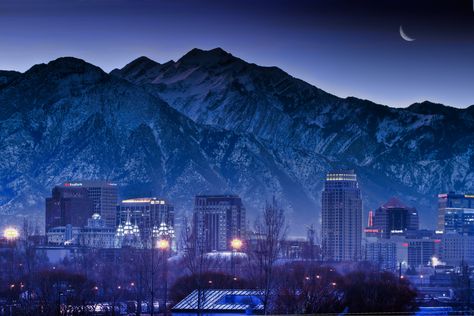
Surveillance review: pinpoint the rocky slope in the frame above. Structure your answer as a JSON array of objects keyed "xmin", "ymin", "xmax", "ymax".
[{"xmin": 0, "ymin": 48, "xmax": 472, "ymax": 234}]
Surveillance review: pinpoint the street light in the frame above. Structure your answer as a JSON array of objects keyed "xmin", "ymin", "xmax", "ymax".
[
  {"xmin": 151, "ymin": 226, "xmax": 159, "ymax": 316},
  {"xmin": 230, "ymin": 238, "xmax": 242, "ymax": 297},
  {"xmin": 4, "ymin": 227, "xmax": 19, "ymax": 307},
  {"xmin": 230, "ymin": 238, "xmax": 243, "ymax": 251},
  {"xmin": 158, "ymin": 238, "xmax": 170, "ymax": 316},
  {"xmin": 4, "ymin": 227, "xmax": 19, "ymax": 240}
]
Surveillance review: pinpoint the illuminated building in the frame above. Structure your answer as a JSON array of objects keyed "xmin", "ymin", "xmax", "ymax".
[
  {"xmin": 321, "ymin": 170, "xmax": 362, "ymax": 261},
  {"xmin": 441, "ymin": 233, "xmax": 474, "ymax": 265},
  {"xmin": 46, "ymin": 214, "xmax": 116, "ymax": 248},
  {"xmin": 117, "ymin": 197, "xmax": 174, "ymax": 247},
  {"xmin": 79, "ymin": 214, "xmax": 116, "ymax": 248},
  {"xmin": 437, "ymin": 192, "xmax": 474, "ymax": 233},
  {"xmin": 75, "ymin": 181, "xmax": 118, "ymax": 228},
  {"xmin": 371, "ymin": 197, "xmax": 419, "ymax": 239},
  {"xmin": 193, "ymin": 195, "xmax": 246, "ymax": 252},
  {"xmin": 365, "ymin": 240, "xmax": 397, "ymax": 270},
  {"xmin": 407, "ymin": 238, "xmax": 436, "ymax": 268}
]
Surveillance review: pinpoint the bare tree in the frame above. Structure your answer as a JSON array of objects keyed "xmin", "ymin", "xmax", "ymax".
[{"xmin": 249, "ymin": 197, "xmax": 287, "ymax": 314}]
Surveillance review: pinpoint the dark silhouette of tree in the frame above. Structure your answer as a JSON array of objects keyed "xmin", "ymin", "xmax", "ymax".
[
  {"xmin": 272, "ymin": 263, "xmax": 343, "ymax": 314},
  {"xmin": 340, "ymin": 269, "xmax": 418, "ymax": 313},
  {"xmin": 247, "ymin": 197, "xmax": 287, "ymax": 314}
]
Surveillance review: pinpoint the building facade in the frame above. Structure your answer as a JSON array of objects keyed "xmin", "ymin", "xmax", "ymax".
[
  {"xmin": 76, "ymin": 181, "xmax": 119, "ymax": 228},
  {"xmin": 193, "ymin": 195, "xmax": 246, "ymax": 252},
  {"xmin": 371, "ymin": 197, "xmax": 419, "ymax": 239},
  {"xmin": 45, "ymin": 186, "xmax": 93, "ymax": 231},
  {"xmin": 46, "ymin": 181, "xmax": 118, "ymax": 231},
  {"xmin": 116, "ymin": 197, "xmax": 175, "ymax": 248},
  {"xmin": 441, "ymin": 233, "xmax": 474, "ymax": 266},
  {"xmin": 321, "ymin": 170, "xmax": 362, "ymax": 261},
  {"xmin": 437, "ymin": 192, "xmax": 474, "ymax": 233}
]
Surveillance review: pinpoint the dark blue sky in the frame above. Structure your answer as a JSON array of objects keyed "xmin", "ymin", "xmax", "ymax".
[{"xmin": 1, "ymin": 0, "xmax": 473, "ymax": 107}]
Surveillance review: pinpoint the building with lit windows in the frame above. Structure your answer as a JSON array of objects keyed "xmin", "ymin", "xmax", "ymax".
[
  {"xmin": 437, "ymin": 192, "xmax": 474, "ymax": 233},
  {"xmin": 193, "ymin": 195, "xmax": 246, "ymax": 253},
  {"xmin": 46, "ymin": 214, "xmax": 116, "ymax": 248},
  {"xmin": 321, "ymin": 170, "xmax": 362, "ymax": 261},
  {"xmin": 116, "ymin": 197, "xmax": 175, "ymax": 248},
  {"xmin": 441, "ymin": 233, "xmax": 474, "ymax": 266}
]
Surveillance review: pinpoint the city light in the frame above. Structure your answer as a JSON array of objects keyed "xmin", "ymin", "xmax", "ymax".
[
  {"xmin": 230, "ymin": 238, "xmax": 243, "ymax": 251},
  {"xmin": 157, "ymin": 239, "xmax": 170, "ymax": 250},
  {"xmin": 3, "ymin": 227, "xmax": 19, "ymax": 240}
]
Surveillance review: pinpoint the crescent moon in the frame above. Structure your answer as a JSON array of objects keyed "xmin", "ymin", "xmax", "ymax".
[{"xmin": 400, "ymin": 25, "xmax": 415, "ymax": 42}]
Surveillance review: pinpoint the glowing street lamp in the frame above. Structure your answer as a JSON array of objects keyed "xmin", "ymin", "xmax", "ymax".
[
  {"xmin": 158, "ymin": 238, "xmax": 170, "ymax": 316},
  {"xmin": 157, "ymin": 239, "xmax": 170, "ymax": 250},
  {"xmin": 4, "ymin": 227, "xmax": 19, "ymax": 240},
  {"xmin": 230, "ymin": 238, "xmax": 243, "ymax": 251}
]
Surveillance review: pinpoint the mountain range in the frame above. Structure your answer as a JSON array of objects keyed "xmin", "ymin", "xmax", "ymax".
[{"xmin": 1, "ymin": 47, "xmax": 473, "ymax": 235}]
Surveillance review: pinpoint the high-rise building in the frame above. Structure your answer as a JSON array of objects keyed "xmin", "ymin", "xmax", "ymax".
[
  {"xmin": 45, "ymin": 186, "xmax": 93, "ymax": 231},
  {"xmin": 117, "ymin": 197, "xmax": 175, "ymax": 245},
  {"xmin": 371, "ymin": 197, "xmax": 419, "ymax": 238},
  {"xmin": 321, "ymin": 170, "xmax": 362, "ymax": 261},
  {"xmin": 74, "ymin": 181, "xmax": 119, "ymax": 228},
  {"xmin": 46, "ymin": 181, "xmax": 118, "ymax": 232},
  {"xmin": 441, "ymin": 233, "xmax": 474, "ymax": 266},
  {"xmin": 437, "ymin": 192, "xmax": 474, "ymax": 233},
  {"xmin": 193, "ymin": 195, "xmax": 246, "ymax": 253}
]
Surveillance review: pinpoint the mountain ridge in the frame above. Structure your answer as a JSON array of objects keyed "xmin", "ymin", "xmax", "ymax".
[{"xmin": 0, "ymin": 49, "xmax": 473, "ymax": 234}]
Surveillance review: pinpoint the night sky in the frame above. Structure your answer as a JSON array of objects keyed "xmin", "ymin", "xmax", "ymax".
[{"xmin": 1, "ymin": 0, "xmax": 473, "ymax": 108}]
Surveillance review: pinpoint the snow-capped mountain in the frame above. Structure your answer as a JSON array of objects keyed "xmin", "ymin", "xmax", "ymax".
[{"xmin": 0, "ymin": 48, "xmax": 472, "ymax": 233}]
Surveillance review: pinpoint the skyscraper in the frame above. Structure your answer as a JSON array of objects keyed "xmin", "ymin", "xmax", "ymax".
[
  {"xmin": 372, "ymin": 197, "xmax": 419, "ymax": 238},
  {"xmin": 437, "ymin": 192, "xmax": 474, "ymax": 233},
  {"xmin": 45, "ymin": 186, "xmax": 93, "ymax": 231},
  {"xmin": 76, "ymin": 181, "xmax": 119, "ymax": 228},
  {"xmin": 46, "ymin": 181, "xmax": 119, "ymax": 231},
  {"xmin": 193, "ymin": 195, "xmax": 246, "ymax": 253},
  {"xmin": 321, "ymin": 170, "xmax": 362, "ymax": 261}
]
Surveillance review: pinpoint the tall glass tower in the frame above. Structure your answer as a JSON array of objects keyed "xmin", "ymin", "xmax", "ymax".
[{"xmin": 321, "ymin": 170, "xmax": 362, "ymax": 261}]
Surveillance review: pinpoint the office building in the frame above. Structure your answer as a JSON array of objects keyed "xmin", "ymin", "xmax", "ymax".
[
  {"xmin": 193, "ymin": 195, "xmax": 246, "ymax": 252},
  {"xmin": 76, "ymin": 181, "xmax": 119, "ymax": 228},
  {"xmin": 321, "ymin": 170, "xmax": 362, "ymax": 261},
  {"xmin": 371, "ymin": 197, "xmax": 419, "ymax": 238},
  {"xmin": 407, "ymin": 238, "xmax": 436, "ymax": 268},
  {"xmin": 441, "ymin": 233, "xmax": 474, "ymax": 266},
  {"xmin": 437, "ymin": 192, "xmax": 474, "ymax": 233},
  {"xmin": 45, "ymin": 186, "xmax": 93, "ymax": 231},
  {"xmin": 46, "ymin": 181, "xmax": 118, "ymax": 231},
  {"xmin": 365, "ymin": 239, "xmax": 397, "ymax": 270}
]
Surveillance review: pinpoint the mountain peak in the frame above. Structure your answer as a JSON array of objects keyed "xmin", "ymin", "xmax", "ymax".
[
  {"xmin": 406, "ymin": 100, "xmax": 458, "ymax": 115},
  {"xmin": 26, "ymin": 57, "xmax": 105, "ymax": 78},
  {"xmin": 178, "ymin": 47, "xmax": 237, "ymax": 66},
  {"xmin": 121, "ymin": 56, "xmax": 159, "ymax": 71}
]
